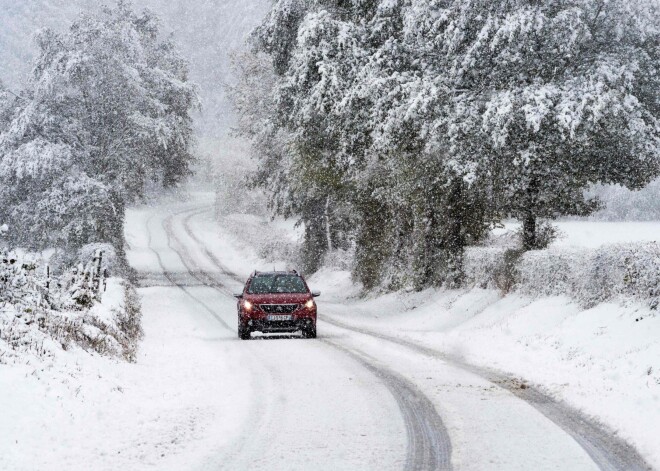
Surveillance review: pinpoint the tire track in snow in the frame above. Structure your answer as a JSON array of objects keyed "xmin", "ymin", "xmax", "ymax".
[
  {"xmin": 145, "ymin": 212, "xmax": 231, "ymax": 330},
  {"xmin": 185, "ymin": 205, "xmax": 653, "ymax": 471},
  {"xmin": 162, "ymin": 210, "xmax": 235, "ymax": 297},
  {"xmin": 321, "ymin": 316, "xmax": 653, "ymax": 471},
  {"xmin": 172, "ymin": 206, "xmax": 454, "ymax": 471},
  {"xmin": 323, "ymin": 340, "xmax": 453, "ymax": 471},
  {"xmin": 143, "ymin": 211, "xmax": 290, "ymax": 470},
  {"xmin": 181, "ymin": 210, "xmax": 244, "ymax": 284}
]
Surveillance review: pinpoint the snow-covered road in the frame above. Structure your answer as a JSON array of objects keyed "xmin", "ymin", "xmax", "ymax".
[{"xmin": 122, "ymin": 198, "xmax": 652, "ymax": 470}]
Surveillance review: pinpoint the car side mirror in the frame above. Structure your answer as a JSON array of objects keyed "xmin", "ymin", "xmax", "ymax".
[
  {"xmin": 233, "ymin": 293, "xmax": 243, "ymax": 299},
  {"xmin": 311, "ymin": 291, "xmax": 321, "ymax": 297}
]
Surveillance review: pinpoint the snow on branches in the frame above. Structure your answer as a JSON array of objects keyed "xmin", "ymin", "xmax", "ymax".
[
  {"xmin": 237, "ymin": 0, "xmax": 660, "ymax": 290},
  {"xmin": 0, "ymin": 1, "xmax": 198, "ymax": 253}
]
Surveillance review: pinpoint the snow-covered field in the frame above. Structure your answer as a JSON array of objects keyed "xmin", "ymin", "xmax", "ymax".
[{"xmin": 495, "ymin": 220, "xmax": 660, "ymax": 248}]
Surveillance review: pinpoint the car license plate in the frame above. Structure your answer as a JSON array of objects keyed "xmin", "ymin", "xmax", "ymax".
[{"xmin": 267, "ymin": 314, "xmax": 292, "ymax": 321}]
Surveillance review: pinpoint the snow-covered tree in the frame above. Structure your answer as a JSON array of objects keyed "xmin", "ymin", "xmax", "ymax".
[
  {"xmin": 239, "ymin": 0, "xmax": 660, "ymax": 289},
  {"xmin": 0, "ymin": 1, "xmax": 198, "ymax": 253},
  {"xmin": 248, "ymin": 0, "xmax": 495, "ymax": 287},
  {"xmin": 0, "ymin": 82, "xmax": 18, "ymax": 132},
  {"xmin": 230, "ymin": 40, "xmax": 356, "ymax": 274},
  {"xmin": 442, "ymin": 0, "xmax": 660, "ymax": 249}
]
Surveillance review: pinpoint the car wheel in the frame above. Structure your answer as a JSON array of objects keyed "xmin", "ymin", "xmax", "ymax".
[
  {"xmin": 238, "ymin": 323, "xmax": 251, "ymax": 340},
  {"xmin": 303, "ymin": 324, "xmax": 317, "ymax": 339}
]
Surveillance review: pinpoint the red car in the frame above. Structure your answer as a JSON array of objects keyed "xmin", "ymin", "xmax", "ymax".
[{"xmin": 234, "ymin": 270, "xmax": 319, "ymax": 340}]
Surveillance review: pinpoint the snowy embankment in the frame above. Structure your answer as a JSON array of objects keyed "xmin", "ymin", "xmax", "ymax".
[
  {"xmin": 0, "ymin": 201, "xmax": 253, "ymax": 471},
  {"xmin": 0, "ymin": 242, "xmax": 142, "ymax": 364},
  {"xmin": 0, "ymin": 276, "xmax": 146, "ymax": 469},
  {"xmin": 0, "ymin": 242, "xmax": 149, "ymax": 470},
  {"xmin": 0, "ymin": 277, "xmax": 139, "ymax": 364},
  {"xmin": 207, "ymin": 209, "xmax": 660, "ymax": 467}
]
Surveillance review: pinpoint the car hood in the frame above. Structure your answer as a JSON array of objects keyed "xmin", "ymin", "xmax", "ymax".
[{"xmin": 244, "ymin": 293, "xmax": 311, "ymax": 304}]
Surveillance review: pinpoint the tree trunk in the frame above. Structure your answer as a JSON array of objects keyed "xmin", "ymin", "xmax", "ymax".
[
  {"xmin": 522, "ymin": 177, "xmax": 539, "ymax": 251},
  {"xmin": 324, "ymin": 196, "xmax": 333, "ymax": 252},
  {"xmin": 443, "ymin": 178, "xmax": 466, "ymax": 287},
  {"xmin": 354, "ymin": 198, "xmax": 390, "ymax": 290},
  {"xmin": 522, "ymin": 211, "xmax": 537, "ymax": 250},
  {"xmin": 301, "ymin": 199, "xmax": 327, "ymax": 275},
  {"xmin": 421, "ymin": 177, "xmax": 466, "ymax": 289}
]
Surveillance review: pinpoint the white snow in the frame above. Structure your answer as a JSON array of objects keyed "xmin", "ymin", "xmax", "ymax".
[
  {"xmin": 0, "ymin": 282, "xmax": 254, "ymax": 471},
  {"xmin": 201, "ymin": 199, "xmax": 660, "ymax": 467},
  {"xmin": 2, "ymin": 195, "xmax": 658, "ymax": 469},
  {"xmin": 314, "ymin": 285, "xmax": 660, "ymax": 465},
  {"xmin": 493, "ymin": 220, "xmax": 660, "ymax": 248}
]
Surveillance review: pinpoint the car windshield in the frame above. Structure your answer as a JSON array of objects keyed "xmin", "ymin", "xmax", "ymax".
[{"xmin": 247, "ymin": 274, "xmax": 307, "ymax": 294}]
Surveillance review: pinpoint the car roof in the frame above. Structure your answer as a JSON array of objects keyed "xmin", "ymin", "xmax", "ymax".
[{"xmin": 253, "ymin": 270, "xmax": 299, "ymax": 275}]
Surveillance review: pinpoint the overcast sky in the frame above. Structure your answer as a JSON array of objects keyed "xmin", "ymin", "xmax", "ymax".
[{"xmin": 0, "ymin": 0, "xmax": 270, "ymax": 138}]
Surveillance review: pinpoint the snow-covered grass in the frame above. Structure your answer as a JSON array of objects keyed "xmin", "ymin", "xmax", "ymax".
[
  {"xmin": 4, "ymin": 195, "xmax": 656, "ymax": 468},
  {"xmin": 0, "ymin": 283, "xmax": 253, "ymax": 471},
  {"xmin": 1, "ymin": 240, "xmax": 143, "ymax": 365},
  {"xmin": 0, "ymin": 277, "xmax": 142, "ymax": 364}
]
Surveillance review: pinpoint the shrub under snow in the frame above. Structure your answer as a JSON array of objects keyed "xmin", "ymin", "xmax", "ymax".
[
  {"xmin": 0, "ymin": 247, "xmax": 142, "ymax": 364},
  {"xmin": 517, "ymin": 243, "xmax": 660, "ymax": 309},
  {"xmin": 464, "ymin": 243, "xmax": 660, "ymax": 309},
  {"xmin": 464, "ymin": 247, "xmax": 507, "ymax": 290}
]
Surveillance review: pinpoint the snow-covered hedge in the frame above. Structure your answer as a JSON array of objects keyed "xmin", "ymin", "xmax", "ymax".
[
  {"xmin": 464, "ymin": 247, "xmax": 507, "ymax": 289},
  {"xmin": 0, "ymin": 247, "xmax": 142, "ymax": 364},
  {"xmin": 463, "ymin": 243, "xmax": 660, "ymax": 308},
  {"xmin": 517, "ymin": 243, "xmax": 660, "ymax": 308}
]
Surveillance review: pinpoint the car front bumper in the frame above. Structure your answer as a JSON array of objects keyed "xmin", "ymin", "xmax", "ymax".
[{"xmin": 247, "ymin": 316, "xmax": 315, "ymax": 333}]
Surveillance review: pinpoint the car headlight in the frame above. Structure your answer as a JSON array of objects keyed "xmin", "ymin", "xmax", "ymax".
[
  {"xmin": 243, "ymin": 300, "xmax": 253, "ymax": 311},
  {"xmin": 305, "ymin": 299, "xmax": 315, "ymax": 309}
]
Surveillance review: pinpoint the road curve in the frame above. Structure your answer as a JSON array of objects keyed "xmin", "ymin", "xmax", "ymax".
[
  {"xmin": 323, "ymin": 340, "xmax": 453, "ymax": 471},
  {"xmin": 149, "ymin": 206, "xmax": 454, "ymax": 471},
  {"xmin": 319, "ymin": 316, "xmax": 652, "ymax": 471},
  {"xmin": 179, "ymin": 204, "xmax": 653, "ymax": 471}
]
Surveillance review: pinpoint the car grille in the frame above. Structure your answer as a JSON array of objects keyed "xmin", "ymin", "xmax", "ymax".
[{"xmin": 260, "ymin": 304, "xmax": 298, "ymax": 314}]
